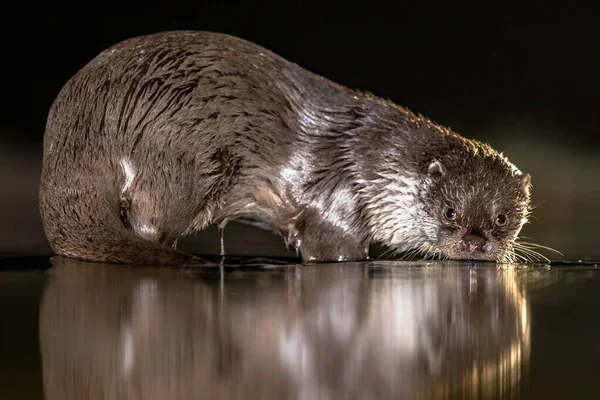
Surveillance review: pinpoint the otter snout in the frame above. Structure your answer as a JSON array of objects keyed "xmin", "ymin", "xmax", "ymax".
[{"xmin": 460, "ymin": 233, "xmax": 487, "ymax": 255}]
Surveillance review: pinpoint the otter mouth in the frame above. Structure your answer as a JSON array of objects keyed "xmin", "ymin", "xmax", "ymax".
[
  {"xmin": 436, "ymin": 233, "xmax": 508, "ymax": 262},
  {"xmin": 453, "ymin": 232, "xmax": 498, "ymax": 261},
  {"xmin": 450, "ymin": 252, "xmax": 499, "ymax": 262}
]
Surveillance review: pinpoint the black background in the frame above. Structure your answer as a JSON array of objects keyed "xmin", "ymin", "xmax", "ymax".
[{"xmin": 1, "ymin": 2, "xmax": 598, "ymax": 260}]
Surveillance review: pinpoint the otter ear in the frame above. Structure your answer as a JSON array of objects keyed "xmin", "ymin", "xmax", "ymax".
[
  {"xmin": 520, "ymin": 173, "xmax": 532, "ymax": 195},
  {"xmin": 428, "ymin": 160, "xmax": 446, "ymax": 177}
]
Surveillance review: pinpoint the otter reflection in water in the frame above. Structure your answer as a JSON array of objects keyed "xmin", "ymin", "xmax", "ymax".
[{"xmin": 40, "ymin": 258, "xmax": 530, "ymax": 400}]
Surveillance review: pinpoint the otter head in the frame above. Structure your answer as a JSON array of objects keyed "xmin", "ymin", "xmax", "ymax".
[{"xmin": 420, "ymin": 149, "xmax": 532, "ymax": 263}]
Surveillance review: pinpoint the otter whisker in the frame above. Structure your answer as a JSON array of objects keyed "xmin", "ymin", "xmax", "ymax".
[
  {"xmin": 516, "ymin": 241, "xmax": 563, "ymax": 256},
  {"xmin": 421, "ymin": 247, "xmax": 432, "ymax": 260},
  {"xmin": 514, "ymin": 243, "xmax": 557, "ymax": 258},
  {"xmin": 421, "ymin": 244, "xmax": 436, "ymax": 260},
  {"xmin": 401, "ymin": 247, "xmax": 418, "ymax": 261},
  {"xmin": 398, "ymin": 242, "xmax": 437, "ymax": 261},
  {"xmin": 499, "ymin": 252, "xmax": 510, "ymax": 263},
  {"xmin": 501, "ymin": 250, "xmax": 513, "ymax": 263},
  {"xmin": 406, "ymin": 249, "xmax": 421, "ymax": 261},
  {"xmin": 424, "ymin": 245, "xmax": 439, "ymax": 261},
  {"xmin": 437, "ymin": 247, "xmax": 447, "ymax": 261},
  {"xmin": 513, "ymin": 246, "xmax": 540, "ymax": 260},
  {"xmin": 511, "ymin": 246, "xmax": 533, "ymax": 262},
  {"xmin": 513, "ymin": 243, "xmax": 552, "ymax": 263},
  {"xmin": 375, "ymin": 247, "xmax": 396, "ymax": 261},
  {"xmin": 529, "ymin": 200, "xmax": 545, "ymax": 212},
  {"xmin": 515, "ymin": 252, "xmax": 532, "ymax": 263},
  {"xmin": 506, "ymin": 249, "xmax": 526, "ymax": 263},
  {"xmin": 402, "ymin": 244, "xmax": 427, "ymax": 261},
  {"xmin": 407, "ymin": 250, "xmax": 420, "ymax": 261},
  {"xmin": 423, "ymin": 245, "xmax": 444, "ymax": 261}
]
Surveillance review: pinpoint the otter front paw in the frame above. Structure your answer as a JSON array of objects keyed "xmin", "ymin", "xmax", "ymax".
[{"xmin": 294, "ymin": 234, "xmax": 369, "ymax": 264}]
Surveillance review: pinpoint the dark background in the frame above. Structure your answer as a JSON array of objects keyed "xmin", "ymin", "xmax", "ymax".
[{"xmin": 1, "ymin": 2, "xmax": 598, "ymax": 260}]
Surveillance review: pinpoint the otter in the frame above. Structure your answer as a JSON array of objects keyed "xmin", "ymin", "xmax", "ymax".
[{"xmin": 39, "ymin": 30, "xmax": 534, "ymax": 266}]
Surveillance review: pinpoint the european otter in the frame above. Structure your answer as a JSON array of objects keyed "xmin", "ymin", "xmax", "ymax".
[{"xmin": 39, "ymin": 31, "xmax": 534, "ymax": 265}]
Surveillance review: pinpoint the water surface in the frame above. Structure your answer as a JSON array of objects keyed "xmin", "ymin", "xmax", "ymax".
[{"xmin": 1, "ymin": 256, "xmax": 599, "ymax": 399}]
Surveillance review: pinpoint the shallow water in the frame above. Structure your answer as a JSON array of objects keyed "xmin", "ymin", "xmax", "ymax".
[{"xmin": 1, "ymin": 256, "xmax": 599, "ymax": 399}]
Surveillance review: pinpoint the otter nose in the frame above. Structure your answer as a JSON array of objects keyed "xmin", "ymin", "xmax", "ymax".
[{"xmin": 461, "ymin": 233, "xmax": 487, "ymax": 254}]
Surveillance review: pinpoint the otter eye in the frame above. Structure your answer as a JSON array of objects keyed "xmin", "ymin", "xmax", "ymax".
[
  {"xmin": 444, "ymin": 207, "xmax": 457, "ymax": 221},
  {"xmin": 496, "ymin": 213, "xmax": 507, "ymax": 226}
]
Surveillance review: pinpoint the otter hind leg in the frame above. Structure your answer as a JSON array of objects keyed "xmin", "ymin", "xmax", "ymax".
[
  {"xmin": 40, "ymin": 176, "xmax": 208, "ymax": 266},
  {"xmin": 43, "ymin": 207, "xmax": 206, "ymax": 266},
  {"xmin": 119, "ymin": 192, "xmax": 169, "ymax": 245}
]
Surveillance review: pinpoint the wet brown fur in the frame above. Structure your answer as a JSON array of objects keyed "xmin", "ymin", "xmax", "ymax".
[{"xmin": 39, "ymin": 31, "xmax": 532, "ymax": 265}]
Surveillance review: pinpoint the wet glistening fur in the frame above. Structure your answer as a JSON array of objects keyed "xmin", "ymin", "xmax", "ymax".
[{"xmin": 39, "ymin": 31, "xmax": 550, "ymax": 265}]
